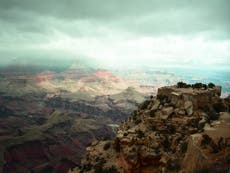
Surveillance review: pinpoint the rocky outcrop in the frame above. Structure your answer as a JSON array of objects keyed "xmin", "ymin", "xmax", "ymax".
[{"xmin": 72, "ymin": 84, "xmax": 230, "ymax": 173}]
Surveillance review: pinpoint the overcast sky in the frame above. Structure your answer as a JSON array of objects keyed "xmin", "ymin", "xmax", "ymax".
[{"xmin": 0, "ymin": 0, "xmax": 230, "ymax": 70}]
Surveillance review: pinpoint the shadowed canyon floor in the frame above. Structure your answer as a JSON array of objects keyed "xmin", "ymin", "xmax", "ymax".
[{"xmin": 0, "ymin": 67, "xmax": 155, "ymax": 173}]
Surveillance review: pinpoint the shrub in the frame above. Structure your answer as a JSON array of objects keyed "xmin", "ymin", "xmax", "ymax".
[
  {"xmin": 94, "ymin": 157, "xmax": 106, "ymax": 173},
  {"xmin": 181, "ymin": 142, "xmax": 188, "ymax": 153},
  {"xmin": 192, "ymin": 83, "xmax": 207, "ymax": 89},
  {"xmin": 177, "ymin": 82, "xmax": 191, "ymax": 88},
  {"xmin": 149, "ymin": 110, "xmax": 155, "ymax": 117},
  {"xmin": 113, "ymin": 138, "xmax": 120, "ymax": 152},
  {"xmin": 213, "ymin": 102, "xmax": 228, "ymax": 113},
  {"xmin": 157, "ymin": 95, "xmax": 170, "ymax": 104},
  {"xmin": 94, "ymin": 166, "xmax": 103, "ymax": 173},
  {"xmin": 103, "ymin": 142, "xmax": 111, "ymax": 150},
  {"xmin": 163, "ymin": 138, "xmax": 171, "ymax": 151},
  {"xmin": 135, "ymin": 119, "xmax": 142, "ymax": 125},
  {"xmin": 94, "ymin": 166, "xmax": 119, "ymax": 173},
  {"xmin": 81, "ymin": 163, "xmax": 92, "ymax": 172},
  {"xmin": 139, "ymin": 100, "xmax": 151, "ymax": 110},
  {"xmin": 206, "ymin": 108, "xmax": 219, "ymax": 121},
  {"xmin": 201, "ymin": 134, "xmax": 212, "ymax": 146},
  {"xmin": 103, "ymin": 166, "xmax": 120, "ymax": 173},
  {"xmin": 123, "ymin": 132, "xmax": 128, "ymax": 136},
  {"xmin": 203, "ymin": 83, "xmax": 207, "ymax": 89},
  {"xmin": 150, "ymin": 125, "xmax": 156, "ymax": 131},
  {"xmin": 192, "ymin": 83, "xmax": 202, "ymax": 89},
  {"xmin": 137, "ymin": 130, "xmax": 145, "ymax": 138},
  {"xmin": 208, "ymin": 82, "xmax": 215, "ymax": 88},
  {"xmin": 131, "ymin": 110, "xmax": 138, "ymax": 120},
  {"xmin": 104, "ymin": 166, "xmax": 119, "ymax": 173},
  {"xmin": 166, "ymin": 159, "xmax": 180, "ymax": 171}
]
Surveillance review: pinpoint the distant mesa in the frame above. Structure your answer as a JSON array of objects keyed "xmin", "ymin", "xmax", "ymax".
[
  {"xmin": 94, "ymin": 69, "xmax": 126, "ymax": 82},
  {"xmin": 35, "ymin": 71, "xmax": 55, "ymax": 82}
]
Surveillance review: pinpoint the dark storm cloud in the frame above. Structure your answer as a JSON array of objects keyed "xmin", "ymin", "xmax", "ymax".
[
  {"xmin": 0, "ymin": 0, "xmax": 229, "ymax": 68},
  {"xmin": 0, "ymin": 0, "xmax": 229, "ymax": 19},
  {"xmin": 0, "ymin": 0, "xmax": 229, "ymax": 36}
]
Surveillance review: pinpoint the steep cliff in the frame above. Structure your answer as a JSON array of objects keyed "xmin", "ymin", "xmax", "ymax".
[{"xmin": 70, "ymin": 84, "xmax": 230, "ymax": 173}]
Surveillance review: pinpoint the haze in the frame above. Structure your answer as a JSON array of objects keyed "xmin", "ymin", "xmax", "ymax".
[{"xmin": 0, "ymin": 0, "xmax": 230, "ymax": 70}]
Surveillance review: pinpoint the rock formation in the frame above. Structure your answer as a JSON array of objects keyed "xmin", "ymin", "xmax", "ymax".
[
  {"xmin": 0, "ymin": 68, "xmax": 153, "ymax": 173},
  {"xmin": 70, "ymin": 84, "xmax": 230, "ymax": 173}
]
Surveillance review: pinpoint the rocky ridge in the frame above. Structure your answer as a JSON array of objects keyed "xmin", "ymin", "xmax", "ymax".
[{"xmin": 70, "ymin": 84, "xmax": 230, "ymax": 173}]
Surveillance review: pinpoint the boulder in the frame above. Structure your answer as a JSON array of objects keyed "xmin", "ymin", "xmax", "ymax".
[
  {"xmin": 151, "ymin": 100, "xmax": 160, "ymax": 111},
  {"xmin": 177, "ymin": 109, "xmax": 186, "ymax": 115},
  {"xmin": 161, "ymin": 107, "xmax": 174, "ymax": 117},
  {"xmin": 198, "ymin": 118, "xmax": 206, "ymax": 130},
  {"xmin": 184, "ymin": 101, "xmax": 193, "ymax": 115}
]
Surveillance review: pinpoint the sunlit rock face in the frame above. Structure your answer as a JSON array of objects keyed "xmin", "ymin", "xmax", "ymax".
[
  {"xmin": 71, "ymin": 84, "xmax": 230, "ymax": 173},
  {"xmin": 157, "ymin": 85, "xmax": 222, "ymax": 110}
]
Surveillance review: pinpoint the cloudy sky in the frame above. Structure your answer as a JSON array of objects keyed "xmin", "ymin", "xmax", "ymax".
[{"xmin": 0, "ymin": 0, "xmax": 230, "ymax": 70}]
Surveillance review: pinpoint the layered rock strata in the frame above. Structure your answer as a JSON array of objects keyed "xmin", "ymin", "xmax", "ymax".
[{"xmin": 70, "ymin": 85, "xmax": 230, "ymax": 173}]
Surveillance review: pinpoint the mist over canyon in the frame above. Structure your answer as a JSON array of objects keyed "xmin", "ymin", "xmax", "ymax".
[{"xmin": 0, "ymin": 0, "xmax": 230, "ymax": 172}]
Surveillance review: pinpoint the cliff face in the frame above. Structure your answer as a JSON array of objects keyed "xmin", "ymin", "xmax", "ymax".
[
  {"xmin": 0, "ymin": 68, "xmax": 152, "ymax": 173},
  {"xmin": 71, "ymin": 85, "xmax": 230, "ymax": 173}
]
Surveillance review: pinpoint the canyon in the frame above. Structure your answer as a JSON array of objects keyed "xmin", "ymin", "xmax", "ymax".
[
  {"xmin": 71, "ymin": 84, "xmax": 230, "ymax": 173},
  {"xmin": 0, "ymin": 66, "xmax": 154, "ymax": 173}
]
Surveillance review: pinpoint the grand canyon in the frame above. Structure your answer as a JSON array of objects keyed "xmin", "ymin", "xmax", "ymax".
[{"xmin": 0, "ymin": 0, "xmax": 230, "ymax": 172}]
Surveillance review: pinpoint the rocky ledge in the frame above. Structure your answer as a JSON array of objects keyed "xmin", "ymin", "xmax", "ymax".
[{"xmin": 70, "ymin": 83, "xmax": 230, "ymax": 173}]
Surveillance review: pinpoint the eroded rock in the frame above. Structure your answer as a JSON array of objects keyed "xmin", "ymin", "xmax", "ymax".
[
  {"xmin": 184, "ymin": 101, "xmax": 193, "ymax": 115},
  {"xmin": 73, "ymin": 85, "xmax": 230, "ymax": 173}
]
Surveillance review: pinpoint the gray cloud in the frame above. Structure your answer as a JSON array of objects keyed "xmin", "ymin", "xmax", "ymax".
[
  {"xmin": 0, "ymin": 0, "xmax": 229, "ymax": 35},
  {"xmin": 0, "ymin": 0, "xmax": 229, "ymax": 68}
]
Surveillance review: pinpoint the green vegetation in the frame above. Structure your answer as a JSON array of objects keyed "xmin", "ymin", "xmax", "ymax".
[
  {"xmin": 192, "ymin": 83, "xmax": 207, "ymax": 89},
  {"xmin": 131, "ymin": 110, "xmax": 138, "ymax": 120},
  {"xmin": 93, "ymin": 157, "xmax": 106, "ymax": 173},
  {"xmin": 201, "ymin": 134, "xmax": 212, "ymax": 146},
  {"xmin": 166, "ymin": 159, "xmax": 180, "ymax": 171},
  {"xmin": 94, "ymin": 159, "xmax": 119, "ymax": 173},
  {"xmin": 213, "ymin": 102, "xmax": 228, "ymax": 113},
  {"xmin": 208, "ymin": 82, "xmax": 215, "ymax": 88},
  {"xmin": 181, "ymin": 142, "xmax": 188, "ymax": 153},
  {"xmin": 97, "ymin": 166, "xmax": 120, "ymax": 173},
  {"xmin": 139, "ymin": 100, "xmax": 151, "ymax": 110},
  {"xmin": 177, "ymin": 82, "xmax": 191, "ymax": 88},
  {"xmin": 150, "ymin": 110, "xmax": 156, "ymax": 117},
  {"xmin": 113, "ymin": 138, "xmax": 120, "ymax": 152},
  {"xmin": 177, "ymin": 82, "xmax": 216, "ymax": 90},
  {"xmin": 137, "ymin": 130, "xmax": 145, "ymax": 138},
  {"xmin": 103, "ymin": 142, "xmax": 111, "ymax": 150},
  {"xmin": 80, "ymin": 163, "xmax": 93, "ymax": 172},
  {"xmin": 134, "ymin": 119, "xmax": 142, "ymax": 125}
]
